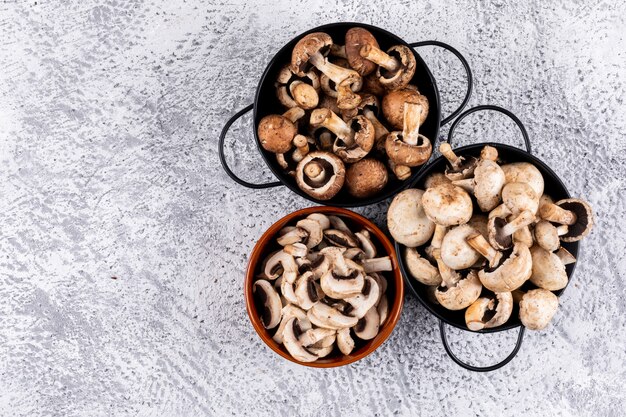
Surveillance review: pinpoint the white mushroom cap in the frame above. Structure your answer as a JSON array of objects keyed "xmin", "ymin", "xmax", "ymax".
[
  {"xmin": 472, "ymin": 159, "xmax": 506, "ymax": 212},
  {"xmin": 534, "ymin": 220, "xmax": 566, "ymax": 252},
  {"xmin": 519, "ymin": 289, "xmax": 559, "ymax": 330},
  {"xmin": 501, "ymin": 162, "xmax": 545, "ymax": 197},
  {"xmin": 353, "ymin": 307, "xmax": 380, "ymax": 340},
  {"xmin": 529, "ymin": 245, "xmax": 568, "ymax": 291},
  {"xmin": 422, "ymin": 183, "xmax": 473, "ymax": 226},
  {"xmin": 434, "ymin": 270, "xmax": 482, "ymax": 310},
  {"xmin": 502, "ymin": 182, "xmax": 539, "ymax": 215},
  {"xmin": 465, "ymin": 292, "xmax": 513, "ymax": 331},
  {"xmin": 253, "ymin": 280, "xmax": 283, "ymax": 329},
  {"xmin": 440, "ymin": 224, "xmax": 482, "ymax": 270},
  {"xmin": 387, "ymin": 188, "xmax": 436, "ymax": 247},
  {"xmin": 283, "ymin": 318, "xmax": 319, "ymax": 362},
  {"xmin": 404, "ymin": 247, "xmax": 442, "ymax": 286},
  {"xmin": 477, "ymin": 243, "xmax": 533, "ymax": 292}
]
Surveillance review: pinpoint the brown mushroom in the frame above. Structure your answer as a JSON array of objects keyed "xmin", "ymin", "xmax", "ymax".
[
  {"xmin": 345, "ymin": 158, "xmax": 388, "ymax": 198},
  {"xmin": 439, "ymin": 143, "xmax": 478, "ymax": 182},
  {"xmin": 381, "ymin": 86, "xmax": 429, "ymax": 130},
  {"xmin": 539, "ymin": 198, "xmax": 594, "ymax": 242},
  {"xmin": 295, "ymin": 151, "xmax": 345, "ymax": 200},
  {"xmin": 360, "ymin": 43, "xmax": 416, "ymax": 90},
  {"xmin": 344, "ymin": 27, "xmax": 379, "ymax": 76},
  {"xmin": 275, "ymin": 64, "xmax": 320, "ymax": 110},
  {"xmin": 258, "ymin": 107, "xmax": 306, "ymax": 153},
  {"xmin": 385, "ymin": 102, "xmax": 432, "ymax": 167}
]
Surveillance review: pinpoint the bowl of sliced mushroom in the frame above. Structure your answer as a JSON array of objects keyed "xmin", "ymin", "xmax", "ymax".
[
  {"xmin": 245, "ymin": 206, "xmax": 404, "ymax": 367},
  {"xmin": 388, "ymin": 105, "xmax": 594, "ymax": 371},
  {"xmin": 219, "ymin": 22, "xmax": 473, "ymax": 207}
]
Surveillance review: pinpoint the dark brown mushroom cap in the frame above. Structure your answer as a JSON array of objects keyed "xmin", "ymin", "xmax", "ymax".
[
  {"xmin": 361, "ymin": 72, "xmax": 386, "ymax": 96},
  {"xmin": 291, "ymin": 32, "xmax": 333, "ymax": 76},
  {"xmin": 345, "ymin": 158, "xmax": 388, "ymax": 198},
  {"xmin": 258, "ymin": 114, "xmax": 297, "ymax": 153},
  {"xmin": 382, "ymin": 87, "xmax": 429, "ymax": 130},
  {"xmin": 555, "ymin": 198, "xmax": 594, "ymax": 242},
  {"xmin": 376, "ymin": 45, "xmax": 416, "ymax": 90},
  {"xmin": 345, "ymin": 27, "xmax": 379, "ymax": 76}
]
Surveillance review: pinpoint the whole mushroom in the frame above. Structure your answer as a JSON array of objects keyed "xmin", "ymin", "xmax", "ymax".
[
  {"xmin": 465, "ymin": 292, "xmax": 513, "ymax": 331},
  {"xmin": 452, "ymin": 149, "xmax": 505, "ymax": 212},
  {"xmin": 385, "ymin": 102, "xmax": 432, "ymax": 168},
  {"xmin": 422, "ymin": 183, "xmax": 473, "ymax": 226},
  {"xmin": 387, "ymin": 188, "xmax": 436, "ymax": 247},
  {"xmin": 501, "ymin": 162, "xmax": 545, "ymax": 197},
  {"xmin": 534, "ymin": 220, "xmax": 568, "ymax": 252},
  {"xmin": 529, "ymin": 245, "xmax": 568, "ymax": 291},
  {"xmin": 295, "ymin": 151, "xmax": 346, "ymax": 200},
  {"xmin": 275, "ymin": 64, "xmax": 320, "ymax": 110},
  {"xmin": 519, "ymin": 289, "xmax": 559, "ymax": 330},
  {"xmin": 360, "ymin": 43, "xmax": 416, "ymax": 90},
  {"xmin": 488, "ymin": 210, "xmax": 535, "ymax": 250},
  {"xmin": 344, "ymin": 27, "xmax": 379, "ymax": 76},
  {"xmin": 345, "ymin": 158, "xmax": 388, "ymax": 198},
  {"xmin": 404, "ymin": 247, "xmax": 442, "ymax": 286},
  {"xmin": 501, "ymin": 182, "xmax": 539, "ymax": 215},
  {"xmin": 258, "ymin": 107, "xmax": 306, "ymax": 153},
  {"xmin": 439, "ymin": 143, "xmax": 478, "ymax": 181},
  {"xmin": 382, "ymin": 86, "xmax": 429, "ymax": 130},
  {"xmin": 440, "ymin": 224, "xmax": 482, "ymax": 270},
  {"xmin": 539, "ymin": 198, "xmax": 594, "ymax": 242}
]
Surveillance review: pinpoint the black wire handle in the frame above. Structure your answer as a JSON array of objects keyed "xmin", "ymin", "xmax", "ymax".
[
  {"xmin": 218, "ymin": 103, "xmax": 282, "ymax": 189},
  {"xmin": 409, "ymin": 41, "xmax": 473, "ymax": 126},
  {"xmin": 446, "ymin": 105, "xmax": 532, "ymax": 154},
  {"xmin": 439, "ymin": 321, "xmax": 526, "ymax": 372}
]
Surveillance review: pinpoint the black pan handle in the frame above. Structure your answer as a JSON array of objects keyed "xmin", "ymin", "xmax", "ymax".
[
  {"xmin": 446, "ymin": 105, "xmax": 532, "ymax": 154},
  {"xmin": 218, "ymin": 104, "xmax": 282, "ymax": 189},
  {"xmin": 439, "ymin": 321, "xmax": 525, "ymax": 372},
  {"xmin": 409, "ymin": 41, "xmax": 473, "ymax": 126}
]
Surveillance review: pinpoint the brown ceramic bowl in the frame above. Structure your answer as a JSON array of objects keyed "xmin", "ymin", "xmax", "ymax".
[{"xmin": 245, "ymin": 206, "xmax": 405, "ymax": 367}]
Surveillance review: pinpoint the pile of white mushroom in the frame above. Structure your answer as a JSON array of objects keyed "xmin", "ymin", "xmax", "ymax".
[
  {"xmin": 257, "ymin": 28, "xmax": 432, "ymax": 200},
  {"xmin": 253, "ymin": 213, "xmax": 393, "ymax": 362},
  {"xmin": 388, "ymin": 144, "xmax": 594, "ymax": 331}
]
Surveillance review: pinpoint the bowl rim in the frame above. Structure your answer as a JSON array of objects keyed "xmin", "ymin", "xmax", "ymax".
[
  {"xmin": 244, "ymin": 206, "xmax": 405, "ymax": 367},
  {"xmin": 250, "ymin": 21, "xmax": 442, "ymax": 207},
  {"xmin": 396, "ymin": 142, "xmax": 580, "ymax": 333}
]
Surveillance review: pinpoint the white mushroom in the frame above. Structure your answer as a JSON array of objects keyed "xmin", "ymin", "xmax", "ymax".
[
  {"xmin": 294, "ymin": 271, "xmax": 322, "ymax": 310},
  {"xmin": 387, "ymin": 188, "xmax": 436, "ymax": 247},
  {"xmin": 519, "ymin": 289, "xmax": 559, "ymax": 330},
  {"xmin": 296, "ymin": 218, "xmax": 324, "ymax": 248},
  {"xmin": 440, "ymin": 224, "xmax": 482, "ymax": 270},
  {"xmin": 404, "ymin": 247, "xmax": 442, "ymax": 286},
  {"xmin": 308, "ymin": 302, "xmax": 359, "ymax": 329},
  {"xmin": 283, "ymin": 318, "xmax": 319, "ymax": 362},
  {"xmin": 529, "ymin": 245, "xmax": 568, "ymax": 291},
  {"xmin": 273, "ymin": 304, "xmax": 310, "ymax": 344},
  {"xmin": 337, "ymin": 328, "xmax": 355, "ymax": 355},
  {"xmin": 264, "ymin": 250, "xmax": 298, "ymax": 283},
  {"xmin": 345, "ymin": 276, "xmax": 380, "ymax": 318},
  {"xmin": 253, "ymin": 280, "xmax": 283, "ymax": 329},
  {"xmin": 422, "ymin": 183, "xmax": 473, "ymax": 226},
  {"xmin": 465, "ymin": 292, "xmax": 513, "ymax": 331},
  {"xmin": 354, "ymin": 307, "xmax": 380, "ymax": 340}
]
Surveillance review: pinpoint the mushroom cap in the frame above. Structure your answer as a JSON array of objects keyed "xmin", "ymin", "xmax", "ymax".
[
  {"xmin": 376, "ymin": 45, "xmax": 416, "ymax": 90},
  {"xmin": 519, "ymin": 289, "xmax": 559, "ymax": 330},
  {"xmin": 467, "ymin": 214, "xmax": 489, "ymax": 239},
  {"xmin": 295, "ymin": 151, "xmax": 345, "ymax": 200},
  {"xmin": 478, "ymin": 243, "xmax": 532, "ymax": 292},
  {"xmin": 253, "ymin": 279, "xmax": 283, "ymax": 329},
  {"xmin": 404, "ymin": 247, "xmax": 442, "ymax": 286},
  {"xmin": 435, "ymin": 270, "xmax": 482, "ymax": 310},
  {"xmin": 258, "ymin": 114, "xmax": 297, "ymax": 153},
  {"xmin": 344, "ymin": 27, "xmax": 379, "ymax": 76},
  {"xmin": 333, "ymin": 115, "xmax": 375, "ymax": 163},
  {"xmin": 465, "ymin": 292, "xmax": 513, "ymax": 331},
  {"xmin": 361, "ymin": 72, "xmax": 386, "ymax": 96},
  {"xmin": 385, "ymin": 132, "xmax": 432, "ymax": 167},
  {"xmin": 534, "ymin": 220, "xmax": 560, "ymax": 252},
  {"xmin": 501, "ymin": 162, "xmax": 545, "ymax": 197},
  {"xmin": 473, "ymin": 159, "xmax": 506, "ymax": 212},
  {"xmin": 424, "ymin": 172, "xmax": 451, "ymax": 189},
  {"xmin": 382, "ymin": 87, "xmax": 429, "ymax": 130},
  {"xmin": 554, "ymin": 198, "xmax": 594, "ymax": 242},
  {"xmin": 387, "ymin": 188, "xmax": 436, "ymax": 247},
  {"xmin": 502, "ymin": 182, "xmax": 539, "ymax": 215},
  {"xmin": 291, "ymin": 32, "xmax": 333, "ymax": 76},
  {"xmin": 488, "ymin": 216, "xmax": 513, "ymax": 250},
  {"xmin": 422, "ymin": 183, "xmax": 473, "ymax": 226},
  {"xmin": 345, "ymin": 158, "xmax": 388, "ymax": 198},
  {"xmin": 440, "ymin": 224, "xmax": 482, "ymax": 270},
  {"xmin": 529, "ymin": 245, "xmax": 568, "ymax": 291}
]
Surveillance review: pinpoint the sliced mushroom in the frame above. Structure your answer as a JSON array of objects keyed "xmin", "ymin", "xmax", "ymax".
[
  {"xmin": 284, "ymin": 242, "xmax": 308, "ymax": 258},
  {"xmin": 404, "ymin": 247, "xmax": 442, "ymax": 286},
  {"xmin": 501, "ymin": 182, "xmax": 539, "ymax": 215},
  {"xmin": 307, "ymin": 213, "xmax": 331, "ymax": 230},
  {"xmin": 382, "ymin": 86, "xmax": 429, "ymax": 130},
  {"xmin": 295, "ymin": 151, "xmax": 346, "ymax": 200},
  {"xmin": 362, "ymin": 256, "xmax": 393, "ymax": 273},
  {"xmin": 283, "ymin": 318, "xmax": 319, "ymax": 362},
  {"xmin": 337, "ymin": 327, "xmax": 355, "ymax": 355},
  {"xmin": 295, "ymin": 271, "xmax": 322, "ymax": 310},
  {"xmin": 539, "ymin": 198, "xmax": 594, "ymax": 242},
  {"xmin": 272, "ymin": 304, "xmax": 309, "ymax": 344},
  {"xmin": 264, "ymin": 250, "xmax": 298, "ymax": 283},
  {"xmin": 475, "ymin": 242, "xmax": 533, "ymax": 292},
  {"xmin": 534, "ymin": 220, "xmax": 568, "ymax": 252},
  {"xmin": 298, "ymin": 327, "xmax": 336, "ymax": 347},
  {"xmin": 439, "ymin": 143, "xmax": 478, "ymax": 181},
  {"xmin": 296, "ymin": 218, "xmax": 324, "ymax": 248},
  {"xmin": 377, "ymin": 295, "xmax": 389, "ymax": 325},
  {"xmin": 501, "ymin": 162, "xmax": 545, "ymax": 197},
  {"xmin": 328, "ymin": 215, "xmax": 353, "ymax": 234},
  {"xmin": 519, "ymin": 289, "xmax": 559, "ymax": 330},
  {"xmin": 488, "ymin": 210, "xmax": 535, "ymax": 250},
  {"xmin": 320, "ymin": 248, "xmax": 365, "ymax": 298},
  {"xmin": 465, "ymin": 292, "xmax": 513, "ymax": 331},
  {"xmin": 280, "ymin": 276, "xmax": 299, "ymax": 305},
  {"xmin": 354, "ymin": 307, "xmax": 380, "ymax": 340},
  {"xmin": 440, "ymin": 224, "xmax": 482, "ymax": 270},
  {"xmin": 258, "ymin": 107, "xmax": 306, "ymax": 153},
  {"xmin": 345, "ymin": 276, "xmax": 380, "ymax": 318},
  {"xmin": 277, "ymin": 226, "xmax": 308, "ymax": 246},
  {"xmin": 308, "ymin": 301, "xmax": 359, "ymax": 329},
  {"xmin": 385, "ymin": 102, "xmax": 432, "ymax": 167},
  {"xmin": 345, "ymin": 158, "xmax": 388, "ymax": 198},
  {"xmin": 529, "ymin": 245, "xmax": 568, "ymax": 291},
  {"xmin": 422, "ymin": 183, "xmax": 473, "ymax": 226},
  {"xmin": 324, "ymin": 229, "xmax": 359, "ymax": 248},
  {"xmin": 253, "ymin": 280, "xmax": 283, "ymax": 329},
  {"xmin": 344, "ymin": 27, "xmax": 379, "ymax": 76},
  {"xmin": 355, "ymin": 231, "xmax": 376, "ymax": 258},
  {"xmin": 387, "ymin": 188, "xmax": 436, "ymax": 247},
  {"xmin": 360, "ymin": 43, "xmax": 416, "ymax": 90}
]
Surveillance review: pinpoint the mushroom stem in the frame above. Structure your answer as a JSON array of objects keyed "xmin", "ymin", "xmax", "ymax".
[
  {"xmin": 310, "ymin": 108, "xmax": 355, "ymax": 145},
  {"xmin": 388, "ymin": 159, "xmax": 411, "ymax": 180},
  {"xmin": 330, "ymin": 44, "xmax": 347, "ymax": 59},
  {"xmin": 502, "ymin": 210, "xmax": 535, "ymax": 236},
  {"xmin": 362, "ymin": 256, "xmax": 393, "ymax": 273},
  {"xmin": 439, "ymin": 143, "xmax": 464, "ymax": 169},
  {"xmin": 360, "ymin": 44, "xmax": 400, "ymax": 72},
  {"xmin": 425, "ymin": 225, "xmax": 448, "ymax": 259},
  {"xmin": 466, "ymin": 233, "xmax": 502, "ymax": 268},
  {"xmin": 303, "ymin": 160, "xmax": 326, "ymax": 184},
  {"xmin": 539, "ymin": 203, "xmax": 577, "ymax": 225},
  {"xmin": 362, "ymin": 108, "xmax": 389, "ymax": 142},
  {"xmin": 309, "ymin": 51, "xmax": 361, "ymax": 85},
  {"xmin": 282, "ymin": 107, "xmax": 306, "ymax": 124},
  {"xmin": 556, "ymin": 225, "xmax": 569, "ymax": 236},
  {"xmin": 555, "ymin": 247, "xmax": 576, "ymax": 265},
  {"xmin": 432, "ymin": 249, "xmax": 460, "ymax": 288},
  {"xmin": 401, "ymin": 102, "xmax": 424, "ymax": 146}
]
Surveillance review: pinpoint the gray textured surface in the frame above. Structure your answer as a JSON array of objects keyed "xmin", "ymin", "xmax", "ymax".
[{"xmin": 1, "ymin": 0, "xmax": 625, "ymax": 416}]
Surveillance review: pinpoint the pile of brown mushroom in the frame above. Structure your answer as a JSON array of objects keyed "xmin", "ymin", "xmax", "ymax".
[
  {"xmin": 387, "ymin": 144, "xmax": 594, "ymax": 331},
  {"xmin": 257, "ymin": 28, "xmax": 432, "ymax": 200},
  {"xmin": 253, "ymin": 213, "xmax": 392, "ymax": 362}
]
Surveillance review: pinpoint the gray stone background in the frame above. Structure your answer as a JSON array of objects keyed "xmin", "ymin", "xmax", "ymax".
[{"xmin": 1, "ymin": 0, "xmax": 625, "ymax": 416}]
